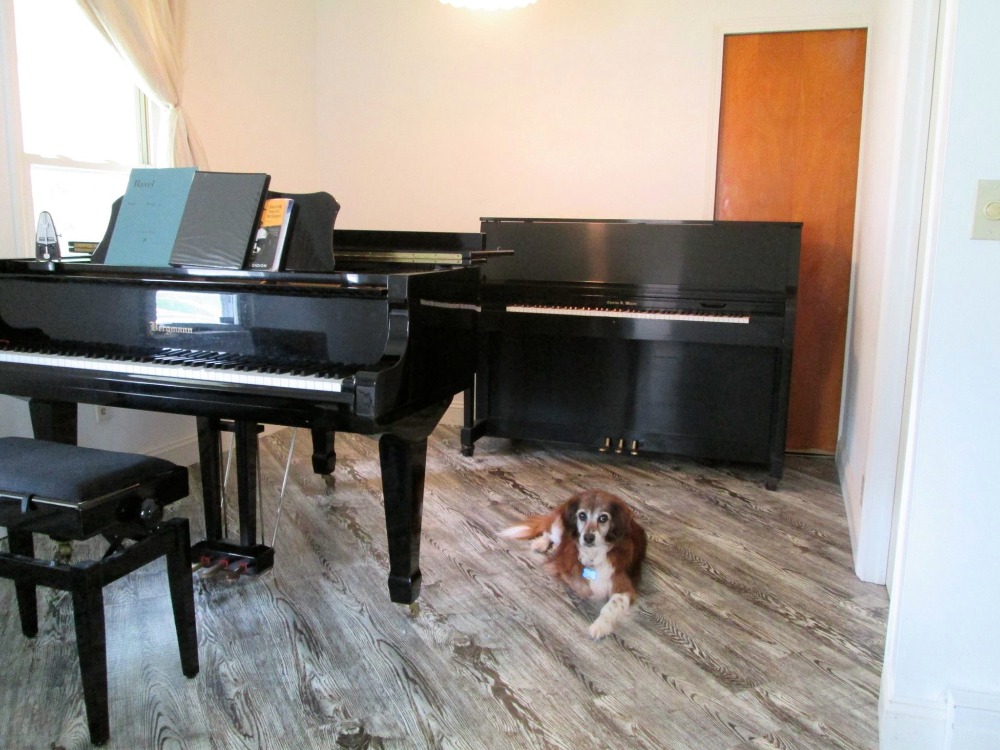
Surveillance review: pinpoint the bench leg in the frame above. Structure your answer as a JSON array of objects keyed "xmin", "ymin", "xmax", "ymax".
[
  {"xmin": 165, "ymin": 519, "xmax": 199, "ymax": 677},
  {"xmin": 8, "ymin": 530, "xmax": 38, "ymax": 637},
  {"xmin": 71, "ymin": 562, "xmax": 109, "ymax": 746}
]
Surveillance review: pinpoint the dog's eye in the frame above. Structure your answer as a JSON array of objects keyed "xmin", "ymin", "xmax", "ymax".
[
  {"xmin": 598, "ymin": 513, "xmax": 610, "ymax": 524},
  {"xmin": 577, "ymin": 511, "xmax": 587, "ymax": 522}
]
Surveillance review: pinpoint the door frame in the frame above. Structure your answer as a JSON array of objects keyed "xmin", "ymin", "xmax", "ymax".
[{"xmin": 707, "ymin": 13, "xmax": 888, "ymax": 578}]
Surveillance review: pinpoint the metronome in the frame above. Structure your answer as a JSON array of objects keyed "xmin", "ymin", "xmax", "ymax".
[{"xmin": 35, "ymin": 210, "xmax": 60, "ymax": 260}]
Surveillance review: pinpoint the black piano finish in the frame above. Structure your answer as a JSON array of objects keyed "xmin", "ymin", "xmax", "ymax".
[
  {"xmin": 0, "ymin": 240, "xmax": 483, "ymax": 603},
  {"xmin": 461, "ymin": 218, "xmax": 801, "ymax": 488}
]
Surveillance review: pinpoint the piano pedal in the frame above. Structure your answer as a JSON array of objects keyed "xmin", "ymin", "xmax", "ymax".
[
  {"xmin": 196, "ymin": 558, "xmax": 227, "ymax": 579},
  {"xmin": 599, "ymin": 437, "xmax": 612, "ymax": 453},
  {"xmin": 630, "ymin": 439, "xmax": 639, "ymax": 456},
  {"xmin": 224, "ymin": 559, "xmax": 251, "ymax": 579},
  {"xmin": 615, "ymin": 438, "xmax": 625, "ymax": 454},
  {"xmin": 190, "ymin": 540, "xmax": 275, "ymax": 576}
]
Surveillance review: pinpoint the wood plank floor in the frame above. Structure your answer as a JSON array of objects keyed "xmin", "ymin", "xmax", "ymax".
[{"xmin": 0, "ymin": 426, "xmax": 887, "ymax": 749}]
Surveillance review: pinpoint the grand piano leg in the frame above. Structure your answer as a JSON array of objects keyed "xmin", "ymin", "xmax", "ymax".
[
  {"xmin": 310, "ymin": 427, "xmax": 337, "ymax": 488},
  {"xmin": 28, "ymin": 399, "xmax": 77, "ymax": 444},
  {"xmin": 193, "ymin": 417, "xmax": 274, "ymax": 574},
  {"xmin": 196, "ymin": 417, "xmax": 224, "ymax": 540},
  {"xmin": 379, "ymin": 431, "xmax": 427, "ymax": 605},
  {"xmin": 377, "ymin": 399, "xmax": 449, "ymax": 605},
  {"xmin": 459, "ymin": 385, "xmax": 477, "ymax": 457},
  {"xmin": 233, "ymin": 420, "xmax": 261, "ymax": 547}
]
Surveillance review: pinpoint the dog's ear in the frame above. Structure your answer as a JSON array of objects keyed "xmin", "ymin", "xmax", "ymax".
[
  {"xmin": 561, "ymin": 497, "xmax": 581, "ymax": 539},
  {"xmin": 605, "ymin": 498, "xmax": 631, "ymax": 543}
]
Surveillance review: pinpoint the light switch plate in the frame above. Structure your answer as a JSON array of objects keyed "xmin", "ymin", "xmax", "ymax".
[{"xmin": 971, "ymin": 179, "xmax": 1000, "ymax": 240}]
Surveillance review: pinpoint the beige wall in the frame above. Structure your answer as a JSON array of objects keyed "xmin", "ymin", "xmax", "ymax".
[
  {"xmin": 182, "ymin": 0, "xmax": 321, "ymax": 191},
  {"xmin": 183, "ymin": 0, "xmax": 875, "ymax": 231}
]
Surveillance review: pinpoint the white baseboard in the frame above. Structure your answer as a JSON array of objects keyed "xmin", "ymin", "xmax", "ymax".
[
  {"xmin": 880, "ymin": 689, "xmax": 1000, "ymax": 750},
  {"xmin": 945, "ymin": 690, "xmax": 1000, "ymax": 750},
  {"xmin": 880, "ymin": 694, "xmax": 948, "ymax": 750}
]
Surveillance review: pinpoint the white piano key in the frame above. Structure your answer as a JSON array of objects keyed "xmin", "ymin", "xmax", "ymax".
[
  {"xmin": 504, "ymin": 304, "xmax": 751, "ymax": 324},
  {"xmin": 0, "ymin": 350, "xmax": 346, "ymax": 393}
]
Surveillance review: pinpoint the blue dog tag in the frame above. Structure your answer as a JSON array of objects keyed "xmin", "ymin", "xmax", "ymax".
[{"xmin": 581, "ymin": 567, "xmax": 597, "ymax": 581}]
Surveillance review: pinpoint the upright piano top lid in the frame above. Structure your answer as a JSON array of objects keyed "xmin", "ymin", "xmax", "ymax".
[{"xmin": 478, "ymin": 217, "xmax": 802, "ymax": 293}]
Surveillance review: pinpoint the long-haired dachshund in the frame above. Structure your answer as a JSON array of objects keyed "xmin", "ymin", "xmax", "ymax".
[{"xmin": 501, "ymin": 490, "xmax": 647, "ymax": 639}]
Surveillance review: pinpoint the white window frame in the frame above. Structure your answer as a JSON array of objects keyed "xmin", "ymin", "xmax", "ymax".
[{"xmin": 0, "ymin": 2, "xmax": 152, "ymax": 259}]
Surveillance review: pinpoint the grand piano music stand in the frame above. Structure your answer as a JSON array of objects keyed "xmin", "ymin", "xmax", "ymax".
[{"xmin": 0, "ymin": 437, "xmax": 199, "ymax": 746}]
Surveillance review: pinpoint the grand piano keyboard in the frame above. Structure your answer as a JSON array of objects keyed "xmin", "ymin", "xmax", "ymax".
[
  {"xmin": 0, "ymin": 346, "xmax": 350, "ymax": 393},
  {"xmin": 504, "ymin": 304, "xmax": 750, "ymax": 324}
]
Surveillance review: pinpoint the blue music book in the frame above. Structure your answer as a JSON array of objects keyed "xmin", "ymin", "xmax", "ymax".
[{"xmin": 103, "ymin": 167, "xmax": 197, "ymax": 266}]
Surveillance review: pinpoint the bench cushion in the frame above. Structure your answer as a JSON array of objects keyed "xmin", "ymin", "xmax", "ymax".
[{"xmin": 0, "ymin": 437, "xmax": 180, "ymax": 504}]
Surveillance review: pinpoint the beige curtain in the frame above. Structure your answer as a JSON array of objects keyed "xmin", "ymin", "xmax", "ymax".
[{"xmin": 76, "ymin": 0, "xmax": 205, "ymax": 168}]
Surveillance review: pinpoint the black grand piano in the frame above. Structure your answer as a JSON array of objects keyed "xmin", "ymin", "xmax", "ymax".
[
  {"xmin": 461, "ymin": 218, "xmax": 801, "ymax": 489},
  {"xmin": 0, "ymin": 211, "xmax": 495, "ymax": 605}
]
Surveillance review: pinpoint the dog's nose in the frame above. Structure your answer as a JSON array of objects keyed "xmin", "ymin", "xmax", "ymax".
[{"xmin": 583, "ymin": 532, "xmax": 595, "ymax": 545}]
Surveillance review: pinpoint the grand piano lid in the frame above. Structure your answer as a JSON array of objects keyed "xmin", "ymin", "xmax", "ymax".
[{"xmin": 0, "ymin": 257, "xmax": 396, "ymax": 294}]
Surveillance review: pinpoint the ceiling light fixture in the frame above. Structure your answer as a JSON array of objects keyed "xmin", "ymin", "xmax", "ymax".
[{"xmin": 440, "ymin": 0, "xmax": 537, "ymax": 9}]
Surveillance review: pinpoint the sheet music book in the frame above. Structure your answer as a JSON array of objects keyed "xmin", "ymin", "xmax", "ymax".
[
  {"xmin": 169, "ymin": 172, "xmax": 271, "ymax": 269},
  {"xmin": 247, "ymin": 197, "xmax": 296, "ymax": 271},
  {"xmin": 103, "ymin": 167, "xmax": 196, "ymax": 266}
]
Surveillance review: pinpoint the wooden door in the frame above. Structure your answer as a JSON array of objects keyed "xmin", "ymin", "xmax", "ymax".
[{"xmin": 715, "ymin": 29, "xmax": 866, "ymax": 453}]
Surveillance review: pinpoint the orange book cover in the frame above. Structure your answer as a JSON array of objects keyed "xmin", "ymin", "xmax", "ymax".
[{"xmin": 247, "ymin": 197, "xmax": 295, "ymax": 271}]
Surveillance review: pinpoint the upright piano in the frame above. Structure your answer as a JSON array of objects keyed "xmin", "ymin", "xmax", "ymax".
[
  {"xmin": 461, "ymin": 218, "xmax": 801, "ymax": 489},
  {"xmin": 0, "ymin": 227, "xmax": 494, "ymax": 604}
]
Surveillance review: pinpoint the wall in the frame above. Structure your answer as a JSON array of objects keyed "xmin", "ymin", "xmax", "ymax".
[
  {"xmin": 180, "ymin": 0, "xmax": 874, "ymax": 431},
  {"xmin": 0, "ymin": 395, "xmax": 198, "ymax": 465},
  {"xmin": 880, "ymin": 0, "xmax": 1000, "ymax": 746},
  {"xmin": 311, "ymin": 0, "xmax": 873, "ymax": 232},
  {"xmin": 181, "ymin": 0, "xmax": 321, "ymax": 191},
  {"xmin": 838, "ymin": 0, "xmax": 940, "ymax": 587}
]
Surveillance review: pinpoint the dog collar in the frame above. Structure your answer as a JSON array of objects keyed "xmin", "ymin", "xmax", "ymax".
[{"xmin": 581, "ymin": 567, "xmax": 597, "ymax": 581}]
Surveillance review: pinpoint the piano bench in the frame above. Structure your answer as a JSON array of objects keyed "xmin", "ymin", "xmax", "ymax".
[{"xmin": 0, "ymin": 437, "xmax": 199, "ymax": 746}]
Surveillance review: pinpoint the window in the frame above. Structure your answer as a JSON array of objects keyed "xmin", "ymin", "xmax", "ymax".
[{"xmin": 10, "ymin": 0, "xmax": 151, "ymax": 251}]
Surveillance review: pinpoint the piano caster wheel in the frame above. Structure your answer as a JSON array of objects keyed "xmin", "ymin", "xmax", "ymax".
[
  {"xmin": 461, "ymin": 445, "xmax": 474, "ymax": 457},
  {"xmin": 323, "ymin": 474, "xmax": 336, "ymax": 491},
  {"xmin": 55, "ymin": 541, "xmax": 73, "ymax": 564},
  {"xmin": 765, "ymin": 478, "xmax": 779, "ymax": 491},
  {"xmin": 408, "ymin": 602, "xmax": 420, "ymax": 618}
]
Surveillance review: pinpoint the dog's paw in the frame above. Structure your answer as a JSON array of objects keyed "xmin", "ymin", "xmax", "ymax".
[
  {"xmin": 530, "ymin": 535, "xmax": 552, "ymax": 553},
  {"xmin": 588, "ymin": 618, "xmax": 614, "ymax": 640}
]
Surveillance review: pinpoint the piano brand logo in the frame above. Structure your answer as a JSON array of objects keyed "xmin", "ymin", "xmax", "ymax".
[{"xmin": 149, "ymin": 322, "xmax": 194, "ymax": 335}]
